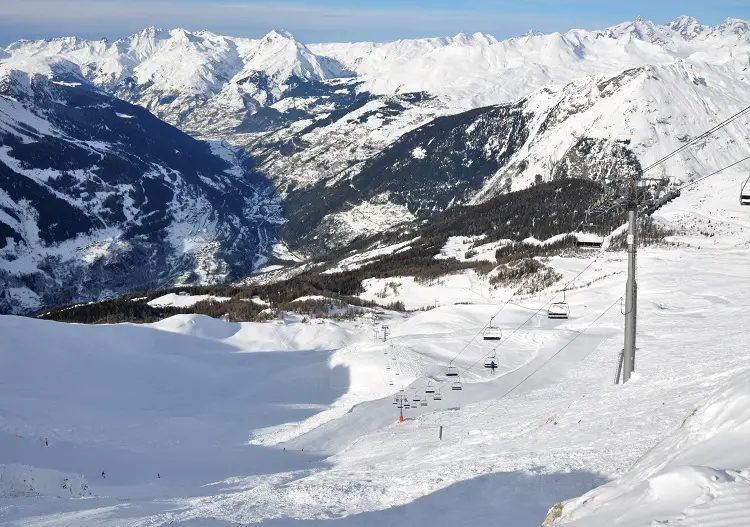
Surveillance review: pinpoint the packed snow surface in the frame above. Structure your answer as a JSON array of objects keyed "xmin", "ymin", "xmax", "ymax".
[
  {"xmin": 0, "ymin": 465, "xmax": 90, "ymax": 499},
  {"xmin": 3, "ymin": 167, "xmax": 750, "ymax": 525}
]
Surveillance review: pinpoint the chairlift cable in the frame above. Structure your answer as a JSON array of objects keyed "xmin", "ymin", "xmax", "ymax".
[
  {"xmin": 641, "ymin": 105, "xmax": 750, "ymax": 175},
  {"xmin": 406, "ymin": 135, "xmax": 750, "ymax": 391},
  {"xmin": 675, "ymin": 153, "xmax": 750, "ymax": 193},
  {"xmin": 408, "ymin": 294, "xmax": 623, "ymax": 408},
  {"xmin": 496, "ymin": 296, "xmax": 623, "ymax": 401},
  {"xmin": 416, "ymin": 242, "xmax": 611, "ymax": 392},
  {"xmin": 408, "ymin": 114, "xmax": 750, "ymax": 396},
  {"xmin": 456, "ymin": 247, "xmax": 610, "ymax": 376}
]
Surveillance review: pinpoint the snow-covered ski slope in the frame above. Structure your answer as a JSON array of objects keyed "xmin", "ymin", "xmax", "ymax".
[{"xmin": 2, "ymin": 169, "xmax": 750, "ymax": 525}]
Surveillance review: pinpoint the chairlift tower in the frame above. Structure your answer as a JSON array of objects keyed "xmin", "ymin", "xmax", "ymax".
[
  {"xmin": 394, "ymin": 391, "xmax": 408, "ymax": 422},
  {"xmin": 621, "ymin": 179, "xmax": 639, "ymax": 383}
]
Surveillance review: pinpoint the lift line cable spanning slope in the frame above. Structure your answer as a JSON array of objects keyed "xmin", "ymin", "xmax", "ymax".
[
  {"xmin": 403, "ymin": 148, "xmax": 745, "ymax": 395},
  {"xmin": 497, "ymin": 295, "xmax": 623, "ymax": 400},
  {"xmin": 400, "ymin": 244, "xmax": 613, "ymax": 399},
  {"xmin": 676, "ymin": 153, "xmax": 750, "ymax": 192},
  {"xmin": 403, "ymin": 111, "xmax": 750, "ymax": 396},
  {"xmin": 411, "ymin": 295, "xmax": 623, "ymax": 412},
  {"xmin": 403, "ymin": 120, "xmax": 750, "ymax": 393},
  {"xmin": 641, "ymin": 105, "xmax": 750, "ymax": 175},
  {"xmin": 463, "ymin": 280, "xmax": 618, "ymax": 376},
  {"xmin": 463, "ymin": 245, "xmax": 609, "ymax": 367},
  {"xmin": 397, "ymin": 148, "xmax": 744, "ymax": 393}
]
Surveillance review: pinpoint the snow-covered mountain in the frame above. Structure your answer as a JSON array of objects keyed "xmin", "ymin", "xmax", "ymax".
[
  {"xmin": 309, "ymin": 16, "xmax": 750, "ymax": 105},
  {"xmin": 0, "ymin": 63, "xmax": 281, "ymax": 313},
  {"xmin": 3, "ymin": 16, "xmax": 750, "ymax": 300},
  {"xmin": 276, "ymin": 59, "xmax": 750, "ymax": 247},
  {"xmin": 3, "ymin": 27, "xmax": 350, "ymax": 129},
  {"xmin": 5, "ymin": 15, "xmax": 750, "ymax": 526}
]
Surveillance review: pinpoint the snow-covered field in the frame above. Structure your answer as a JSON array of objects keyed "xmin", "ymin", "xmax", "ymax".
[
  {"xmin": 2, "ymin": 169, "xmax": 750, "ymax": 526},
  {"xmin": 147, "ymin": 293, "xmax": 232, "ymax": 308}
]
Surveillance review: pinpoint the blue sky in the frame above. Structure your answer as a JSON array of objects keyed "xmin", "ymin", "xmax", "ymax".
[{"xmin": 0, "ymin": 0, "xmax": 749, "ymax": 46}]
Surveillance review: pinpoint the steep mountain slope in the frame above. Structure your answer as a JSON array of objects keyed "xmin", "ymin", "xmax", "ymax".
[
  {"xmin": 278, "ymin": 58, "xmax": 750, "ymax": 246},
  {"xmin": 4, "ymin": 17, "xmax": 750, "ymax": 258},
  {"xmin": 0, "ymin": 62, "xmax": 281, "ymax": 313},
  {"xmin": 3, "ymin": 28, "xmax": 350, "ymax": 130}
]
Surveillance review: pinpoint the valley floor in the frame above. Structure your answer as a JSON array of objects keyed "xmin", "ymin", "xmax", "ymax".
[{"xmin": 2, "ymin": 171, "xmax": 750, "ymax": 526}]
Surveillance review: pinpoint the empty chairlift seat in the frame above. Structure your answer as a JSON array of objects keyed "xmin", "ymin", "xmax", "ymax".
[
  {"xmin": 425, "ymin": 382, "xmax": 436, "ymax": 394},
  {"xmin": 548, "ymin": 302, "xmax": 570, "ymax": 320},
  {"xmin": 483, "ymin": 317, "xmax": 502, "ymax": 341},
  {"xmin": 446, "ymin": 366, "xmax": 460, "ymax": 377},
  {"xmin": 575, "ymin": 232, "xmax": 603, "ymax": 248},
  {"xmin": 483, "ymin": 326, "xmax": 502, "ymax": 340},
  {"xmin": 741, "ymin": 176, "xmax": 750, "ymax": 205},
  {"xmin": 451, "ymin": 381, "xmax": 463, "ymax": 391},
  {"xmin": 433, "ymin": 390, "xmax": 443, "ymax": 401}
]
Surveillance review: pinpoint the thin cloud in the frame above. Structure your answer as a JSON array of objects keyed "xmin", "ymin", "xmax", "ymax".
[{"xmin": 0, "ymin": 0, "xmax": 589, "ymax": 44}]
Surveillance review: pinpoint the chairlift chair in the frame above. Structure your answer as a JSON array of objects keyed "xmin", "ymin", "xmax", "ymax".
[
  {"xmin": 548, "ymin": 302, "xmax": 570, "ymax": 319},
  {"xmin": 576, "ymin": 210, "xmax": 604, "ymax": 248},
  {"xmin": 404, "ymin": 402, "xmax": 411, "ymax": 409},
  {"xmin": 420, "ymin": 400, "xmax": 428, "ymax": 407},
  {"xmin": 575, "ymin": 232, "xmax": 604, "ymax": 249},
  {"xmin": 547, "ymin": 290, "xmax": 570, "ymax": 320},
  {"xmin": 484, "ymin": 351, "xmax": 499, "ymax": 369},
  {"xmin": 451, "ymin": 381, "xmax": 463, "ymax": 391},
  {"xmin": 433, "ymin": 390, "xmax": 443, "ymax": 401},
  {"xmin": 483, "ymin": 317, "xmax": 502, "ymax": 340},
  {"xmin": 413, "ymin": 393, "xmax": 421, "ymax": 403},
  {"xmin": 425, "ymin": 382, "xmax": 436, "ymax": 394},
  {"xmin": 741, "ymin": 175, "xmax": 750, "ymax": 206},
  {"xmin": 446, "ymin": 366, "xmax": 460, "ymax": 377}
]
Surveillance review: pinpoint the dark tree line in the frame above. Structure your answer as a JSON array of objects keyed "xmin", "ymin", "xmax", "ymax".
[{"xmin": 36, "ymin": 179, "xmax": 651, "ymax": 324}]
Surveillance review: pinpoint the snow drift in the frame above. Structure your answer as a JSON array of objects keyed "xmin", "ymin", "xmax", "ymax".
[{"xmin": 553, "ymin": 369, "xmax": 750, "ymax": 526}]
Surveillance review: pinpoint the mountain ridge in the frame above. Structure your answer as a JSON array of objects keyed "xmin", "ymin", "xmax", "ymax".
[
  {"xmin": 0, "ymin": 66, "xmax": 281, "ymax": 313},
  {"xmin": 3, "ymin": 15, "xmax": 750, "ymax": 310}
]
